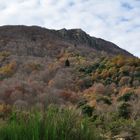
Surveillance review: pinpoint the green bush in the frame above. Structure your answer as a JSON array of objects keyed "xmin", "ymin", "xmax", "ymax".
[
  {"xmin": 98, "ymin": 63, "xmax": 106, "ymax": 70},
  {"xmin": 81, "ymin": 105, "xmax": 94, "ymax": 117},
  {"xmin": 104, "ymin": 78, "xmax": 113, "ymax": 85},
  {"xmin": 118, "ymin": 103, "xmax": 131, "ymax": 119},
  {"xmin": 79, "ymin": 63, "xmax": 99, "ymax": 74},
  {"xmin": 134, "ymin": 71, "xmax": 140, "ymax": 79},
  {"xmin": 117, "ymin": 92, "xmax": 136, "ymax": 102}
]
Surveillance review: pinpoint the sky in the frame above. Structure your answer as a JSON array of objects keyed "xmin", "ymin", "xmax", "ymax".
[{"xmin": 0, "ymin": 0, "xmax": 140, "ymax": 57}]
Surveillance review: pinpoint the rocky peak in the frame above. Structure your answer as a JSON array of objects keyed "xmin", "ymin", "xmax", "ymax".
[{"xmin": 0, "ymin": 25, "xmax": 134, "ymax": 57}]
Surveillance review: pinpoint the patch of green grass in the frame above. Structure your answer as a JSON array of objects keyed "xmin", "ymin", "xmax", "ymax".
[{"xmin": 0, "ymin": 105, "xmax": 101, "ymax": 140}]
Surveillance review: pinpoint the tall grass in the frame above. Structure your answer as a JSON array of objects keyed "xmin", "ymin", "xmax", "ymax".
[{"xmin": 0, "ymin": 105, "xmax": 101, "ymax": 140}]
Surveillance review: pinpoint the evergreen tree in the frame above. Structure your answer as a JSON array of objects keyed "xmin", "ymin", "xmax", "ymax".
[{"xmin": 65, "ymin": 59, "xmax": 70, "ymax": 67}]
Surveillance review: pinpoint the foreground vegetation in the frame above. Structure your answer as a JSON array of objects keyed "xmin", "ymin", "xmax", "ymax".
[
  {"xmin": 1, "ymin": 104, "xmax": 140, "ymax": 140},
  {"xmin": 0, "ymin": 105, "xmax": 101, "ymax": 140}
]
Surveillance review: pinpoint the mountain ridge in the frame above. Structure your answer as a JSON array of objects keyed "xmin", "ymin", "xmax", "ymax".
[{"xmin": 0, "ymin": 25, "xmax": 134, "ymax": 57}]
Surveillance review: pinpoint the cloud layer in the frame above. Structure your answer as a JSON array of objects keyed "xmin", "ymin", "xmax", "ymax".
[{"xmin": 0, "ymin": 0, "xmax": 140, "ymax": 57}]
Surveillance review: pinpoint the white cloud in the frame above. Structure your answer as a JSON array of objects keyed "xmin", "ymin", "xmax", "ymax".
[{"xmin": 0, "ymin": 0, "xmax": 140, "ymax": 57}]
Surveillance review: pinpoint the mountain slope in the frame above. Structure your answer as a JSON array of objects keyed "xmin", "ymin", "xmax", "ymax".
[
  {"xmin": 0, "ymin": 25, "xmax": 139, "ymax": 107},
  {"xmin": 0, "ymin": 25, "xmax": 140, "ymax": 140},
  {"xmin": 0, "ymin": 25, "xmax": 133, "ymax": 57}
]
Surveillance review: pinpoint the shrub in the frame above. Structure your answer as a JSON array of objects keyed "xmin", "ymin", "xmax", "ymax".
[
  {"xmin": 96, "ymin": 96, "xmax": 112, "ymax": 105},
  {"xmin": 94, "ymin": 83, "xmax": 106, "ymax": 94},
  {"xmin": 111, "ymin": 55, "xmax": 126, "ymax": 67},
  {"xmin": 133, "ymin": 80, "xmax": 140, "ymax": 87},
  {"xmin": 105, "ymin": 118, "xmax": 135, "ymax": 136},
  {"xmin": 59, "ymin": 90, "xmax": 78, "ymax": 103},
  {"xmin": 0, "ymin": 51, "xmax": 10, "ymax": 60},
  {"xmin": 14, "ymin": 100, "xmax": 28, "ymax": 110},
  {"xmin": 117, "ymin": 92, "xmax": 136, "ymax": 102},
  {"xmin": 79, "ymin": 63, "xmax": 99, "ymax": 74},
  {"xmin": 0, "ymin": 61, "xmax": 17, "ymax": 79},
  {"xmin": 10, "ymin": 90, "xmax": 23, "ymax": 103},
  {"xmin": 119, "ymin": 76, "xmax": 131, "ymax": 86},
  {"xmin": 77, "ymin": 99, "xmax": 88, "ymax": 107},
  {"xmin": 119, "ymin": 66, "xmax": 130, "ymax": 76},
  {"xmin": 37, "ymin": 90, "xmax": 60, "ymax": 107},
  {"xmin": 134, "ymin": 71, "xmax": 140, "ymax": 79},
  {"xmin": 104, "ymin": 77, "xmax": 113, "ymax": 85},
  {"xmin": 118, "ymin": 103, "xmax": 131, "ymax": 119},
  {"xmin": 81, "ymin": 105, "xmax": 94, "ymax": 117},
  {"xmin": 24, "ymin": 62, "xmax": 42, "ymax": 73},
  {"xmin": 49, "ymin": 68, "xmax": 75, "ymax": 90},
  {"xmin": 0, "ymin": 104, "xmax": 12, "ymax": 120},
  {"xmin": 81, "ymin": 76, "xmax": 93, "ymax": 89},
  {"xmin": 135, "ymin": 120, "xmax": 140, "ymax": 139},
  {"xmin": 98, "ymin": 63, "xmax": 106, "ymax": 70}
]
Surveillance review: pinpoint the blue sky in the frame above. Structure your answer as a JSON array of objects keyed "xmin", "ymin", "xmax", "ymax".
[{"xmin": 0, "ymin": 0, "xmax": 140, "ymax": 57}]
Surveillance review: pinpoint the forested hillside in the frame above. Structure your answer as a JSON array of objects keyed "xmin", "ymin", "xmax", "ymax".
[{"xmin": 0, "ymin": 26, "xmax": 140, "ymax": 140}]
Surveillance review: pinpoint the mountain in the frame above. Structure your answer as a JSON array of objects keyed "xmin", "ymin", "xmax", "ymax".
[
  {"xmin": 0, "ymin": 25, "xmax": 133, "ymax": 57},
  {"xmin": 0, "ymin": 25, "xmax": 139, "ymax": 107},
  {"xmin": 0, "ymin": 25, "xmax": 140, "ymax": 140}
]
